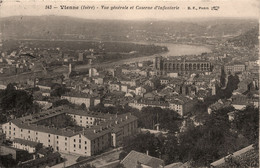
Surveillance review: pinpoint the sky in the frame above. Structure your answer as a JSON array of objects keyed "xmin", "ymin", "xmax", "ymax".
[{"xmin": 0, "ymin": 0, "xmax": 259, "ymax": 20}]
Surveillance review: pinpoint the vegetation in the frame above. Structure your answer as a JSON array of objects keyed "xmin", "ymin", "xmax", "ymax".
[
  {"xmin": 122, "ymin": 132, "xmax": 179, "ymax": 165},
  {"xmin": 228, "ymin": 27, "xmax": 259, "ymax": 49},
  {"xmin": 90, "ymin": 105, "xmax": 181, "ymax": 133},
  {"xmin": 0, "ymin": 83, "xmax": 41, "ymax": 124},
  {"xmin": 122, "ymin": 105, "xmax": 259, "ymax": 167},
  {"xmin": 50, "ymin": 83, "xmax": 68, "ymax": 97}
]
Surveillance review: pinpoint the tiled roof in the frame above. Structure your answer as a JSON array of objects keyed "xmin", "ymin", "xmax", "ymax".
[
  {"xmin": 81, "ymin": 113, "xmax": 137, "ymax": 140},
  {"xmin": 13, "ymin": 138, "xmax": 41, "ymax": 147},
  {"xmin": 65, "ymin": 109, "xmax": 111, "ymax": 119},
  {"xmin": 121, "ymin": 150, "xmax": 164, "ymax": 168}
]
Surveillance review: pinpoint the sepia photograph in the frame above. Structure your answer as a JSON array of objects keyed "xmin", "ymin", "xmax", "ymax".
[{"xmin": 0, "ymin": 0, "xmax": 259, "ymax": 167}]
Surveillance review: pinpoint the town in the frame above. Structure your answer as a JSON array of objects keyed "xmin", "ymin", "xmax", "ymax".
[{"xmin": 0, "ymin": 15, "xmax": 259, "ymax": 168}]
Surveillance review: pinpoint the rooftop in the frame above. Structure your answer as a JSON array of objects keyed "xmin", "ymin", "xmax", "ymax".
[
  {"xmin": 9, "ymin": 106, "xmax": 137, "ymax": 139},
  {"xmin": 121, "ymin": 150, "xmax": 165, "ymax": 168},
  {"xmin": 13, "ymin": 138, "xmax": 41, "ymax": 147}
]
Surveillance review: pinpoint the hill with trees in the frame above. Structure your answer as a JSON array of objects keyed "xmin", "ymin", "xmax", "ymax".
[{"xmin": 227, "ymin": 27, "xmax": 259, "ymax": 49}]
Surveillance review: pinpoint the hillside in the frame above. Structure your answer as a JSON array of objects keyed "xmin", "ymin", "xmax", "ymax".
[
  {"xmin": 227, "ymin": 27, "xmax": 259, "ymax": 48},
  {"xmin": 0, "ymin": 16, "xmax": 258, "ymax": 41}
]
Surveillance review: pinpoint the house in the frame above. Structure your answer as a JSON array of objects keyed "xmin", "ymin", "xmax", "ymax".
[
  {"xmin": 207, "ymin": 99, "xmax": 231, "ymax": 114},
  {"xmin": 168, "ymin": 96, "xmax": 197, "ymax": 117},
  {"xmin": 129, "ymin": 98, "xmax": 169, "ymax": 110},
  {"xmin": 160, "ymin": 78, "xmax": 170, "ymax": 85},
  {"xmin": 61, "ymin": 92, "xmax": 100, "ymax": 108},
  {"xmin": 0, "ymin": 132, "xmax": 5, "ymax": 145},
  {"xmin": 121, "ymin": 85, "xmax": 129, "ymax": 93},
  {"xmin": 210, "ymin": 145, "xmax": 258, "ymax": 168},
  {"xmin": 144, "ymin": 79, "xmax": 155, "ymax": 88},
  {"xmin": 231, "ymin": 94, "xmax": 257, "ymax": 110},
  {"xmin": 12, "ymin": 138, "xmax": 43, "ymax": 153},
  {"xmin": 18, "ymin": 152, "xmax": 62, "ymax": 168},
  {"xmin": 224, "ymin": 63, "xmax": 246, "ymax": 75},
  {"xmin": 109, "ymin": 82, "xmax": 121, "ymax": 92},
  {"xmin": 93, "ymin": 76, "xmax": 104, "ymax": 85},
  {"xmin": 135, "ymin": 86, "xmax": 146, "ymax": 96},
  {"xmin": 121, "ymin": 150, "xmax": 164, "ymax": 168},
  {"xmin": 35, "ymin": 101, "xmax": 52, "ymax": 110},
  {"xmin": 0, "ymin": 145, "xmax": 31, "ymax": 161}
]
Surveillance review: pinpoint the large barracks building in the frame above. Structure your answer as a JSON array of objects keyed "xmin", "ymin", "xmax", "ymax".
[
  {"xmin": 2, "ymin": 106, "xmax": 138, "ymax": 156},
  {"xmin": 154, "ymin": 56, "xmax": 213, "ymax": 76}
]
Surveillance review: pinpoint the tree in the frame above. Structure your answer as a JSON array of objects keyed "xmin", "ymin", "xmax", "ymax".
[
  {"xmin": 53, "ymin": 99, "xmax": 72, "ymax": 107},
  {"xmin": 80, "ymin": 103, "xmax": 87, "ymax": 110},
  {"xmin": 233, "ymin": 106, "xmax": 259, "ymax": 144},
  {"xmin": 0, "ymin": 84, "xmax": 34, "ymax": 116},
  {"xmin": 178, "ymin": 107, "xmax": 241, "ymax": 167},
  {"xmin": 50, "ymin": 84, "xmax": 67, "ymax": 97}
]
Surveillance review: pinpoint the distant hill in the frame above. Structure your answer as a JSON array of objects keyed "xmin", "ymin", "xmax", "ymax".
[
  {"xmin": 0, "ymin": 16, "xmax": 258, "ymax": 41},
  {"xmin": 227, "ymin": 27, "xmax": 259, "ymax": 48}
]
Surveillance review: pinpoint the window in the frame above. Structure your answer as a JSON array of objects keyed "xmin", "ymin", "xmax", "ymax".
[
  {"xmin": 48, "ymin": 139, "xmax": 50, "ymax": 143},
  {"xmin": 85, "ymin": 146, "xmax": 87, "ymax": 150},
  {"xmin": 65, "ymin": 148, "xmax": 67, "ymax": 151},
  {"xmin": 74, "ymin": 144, "xmax": 76, "ymax": 148},
  {"xmin": 36, "ymin": 132, "xmax": 38, "ymax": 135},
  {"xmin": 80, "ymin": 116, "xmax": 82, "ymax": 119},
  {"xmin": 13, "ymin": 132, "xmax": 15, "ymax": 135},
  {"xmin": 57, "ymin": 141, "xmax": 59, "ymax": 144},
  {"xmin": 13, "ymin": 128, "xmax": 15, "ymax": 131},
  {"xmin": 28, "ymin": 130, "xmax": 30, "ymax": 133},
  {"xmin": 79, "ymin": 145, "xmax": 81, "ymax": 149},
  {"xmin": 74, "ymin": 139, "xmax": 76, "ymax": 142},
  {"xmin": 65, "ymin": 137, "xmax": 67, "ymax": 141},
  {"xmin": 57, "ymin": 136, "xmax": 59, "ymax": 139},
  {"xmin": 48, "ymin": 134, "xmax": 50, "ymax": 137},
  {"xmin": 9, "ymin": 126, "xmax": 11, "ymax": 130},
  {"xmin": 85, "ymin": 141, "xmax": 87, "ymax": 144},
  {"xmin": 65, "ymin": 142, "xmax": 67, "ymax": 146},
  {"xmin": 79, "ymin": 139, "xmax": 81, "ymax": 143}
]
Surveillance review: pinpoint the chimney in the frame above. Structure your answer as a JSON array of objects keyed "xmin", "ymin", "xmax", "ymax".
[
  {"xmin": 93, "ymin": 129, "xmax": 96, "ymax": 133},
  {"xmin": 126, "ymin": 115, "xmax": 128, "ymax": 120},
  {"xmin": 146, "ymin": 150, "xmax": 149, "ymax": 156}
]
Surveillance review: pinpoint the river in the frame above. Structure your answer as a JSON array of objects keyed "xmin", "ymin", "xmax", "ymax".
[{"xmin": 75, "ymin": 42, "xmax": 212, "ymax": 70}]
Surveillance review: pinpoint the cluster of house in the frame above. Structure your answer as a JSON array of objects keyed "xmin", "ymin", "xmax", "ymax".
[
  {"xmin": 1, "ymin": 105, "xmax": 138, "ymax": 157},
  {"xmin": 0, "ymin": 51, "xmax": 35, "ymax": 76}
]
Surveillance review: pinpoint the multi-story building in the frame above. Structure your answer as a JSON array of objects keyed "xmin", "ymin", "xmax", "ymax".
[
  {"xmin": 153, "ymin": 56, "xmax": 212, "ymax": 76},
  {"xmin": 129, "ymin": 98, "xmax": 169, "ymax": 110},
  {"xmin": 2, "ymin": 106, "xmax": 138, "ymax": 156},
  {"xmin": 61, "ymin": 93, "xmax": 100, "ymax": 108},
  {"xmin": 224, "ymin": 63, "xmax": 246, "ymax": 74}
]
